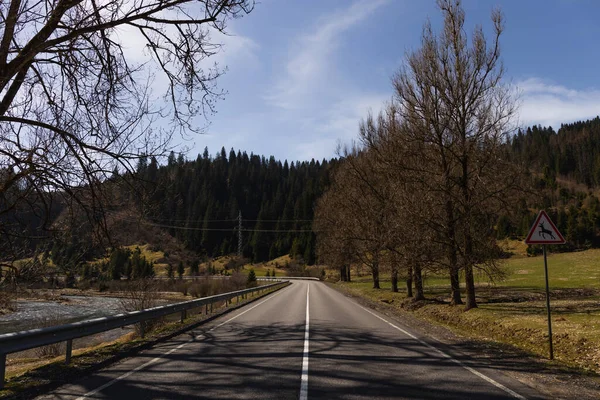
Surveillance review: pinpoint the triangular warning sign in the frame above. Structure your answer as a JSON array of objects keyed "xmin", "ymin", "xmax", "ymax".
[{"xmin": 525, "ymin": 210, "xmax": 566, "ymax": 245}]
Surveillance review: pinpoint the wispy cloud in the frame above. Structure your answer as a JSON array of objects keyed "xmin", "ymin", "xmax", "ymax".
[
  {"xmin": 289, "ymin": 93, "xmax": 391, "ymax": 161},
  {"xmin": 265, "ymin": 0, "xmax": 389, "ymax": 110},
  {"xmin": 518, "ymin": 78, "xmax": 600, "ymax": 129}
]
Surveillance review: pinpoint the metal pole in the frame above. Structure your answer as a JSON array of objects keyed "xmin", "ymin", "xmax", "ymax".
[
  {"xmin": 543, "ymin": 245, "xmax": 554, "ymax": 360},
  {"xmin": 0, "ymin": 353, "xmax": 6, "ymax": 389},
  {"xmin": 65, "ymin": 339, "xmax": 73, "ymax": 364}
]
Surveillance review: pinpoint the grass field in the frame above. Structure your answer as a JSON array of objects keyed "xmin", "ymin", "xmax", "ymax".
[{"xmin": 337, "ymin": 244, "xmax": 600, "ymax": 373}]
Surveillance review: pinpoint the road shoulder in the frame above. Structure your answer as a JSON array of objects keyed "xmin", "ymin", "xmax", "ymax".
[{"xmin": 328, "ymin": 282, "xmax": 600, "ymax": 400}]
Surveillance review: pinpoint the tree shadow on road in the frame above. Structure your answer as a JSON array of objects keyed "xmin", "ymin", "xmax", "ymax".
[{"xmin": 31, "ymin": 320, "xmax": 586, "ymax": 399}]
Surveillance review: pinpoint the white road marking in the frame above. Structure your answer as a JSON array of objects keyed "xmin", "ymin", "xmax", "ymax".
[
  {"xmin": 74, "ymin": 285, "xmax": 291, "ymax": 400},
  {"xmin": 356, "ymin": 304, "xmax": 527, "ymax": 400},
  {"xmin": 299, "ymin": 284, "xmax": 310, "ymax": 400}
]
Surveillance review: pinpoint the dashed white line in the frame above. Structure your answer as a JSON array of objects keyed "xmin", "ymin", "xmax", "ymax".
[
  {"xmin": 299, "ymin": 284, "xmax": 310, "ymax": 400},
  {"xmin": 74, "ymin": 286, "xmax": 291, "ymax": 400},
  {"xmin": 356, "ymin": 304, "xmax": 527, "ymax": 400}
]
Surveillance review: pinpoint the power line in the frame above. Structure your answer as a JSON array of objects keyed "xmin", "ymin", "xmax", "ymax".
[
  {"xmin": 138, "ymin": 221, "xmax": 318, "ymax": 233},
  {"xmin": 107, "ymin": 212, "xmax": 312, "ymax": 224}
]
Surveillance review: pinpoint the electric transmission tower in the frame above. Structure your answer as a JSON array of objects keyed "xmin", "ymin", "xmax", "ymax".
[{"xmin": 238, "ymin": 211, "xmax": 242, "ymax": 258}]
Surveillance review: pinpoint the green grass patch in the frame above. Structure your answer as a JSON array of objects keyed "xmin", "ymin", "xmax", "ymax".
[
  {"xmin": 500, "ymin": 249, "xmax": 600, "ymax": 289},
  {"xmin": 335, "ymin": 247, "xmax": 600, "ymax": 374},
  {"xmin": 244, "ymin": 264, "xmax": 285, "ymax": 277}
]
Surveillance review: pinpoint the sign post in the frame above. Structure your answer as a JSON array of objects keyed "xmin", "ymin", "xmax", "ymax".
[{"xmin": 525, "ymin": 210, "xmax": 565, "ymax": 360}]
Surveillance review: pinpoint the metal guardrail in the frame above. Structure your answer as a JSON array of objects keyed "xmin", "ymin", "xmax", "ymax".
[
  {"xmin": 0, "ymin": 280, "xmax": 288, "ymax": 388},
  {"xmin": 257, "ymin": 276, "xmax": 320, "ymax": 281}
]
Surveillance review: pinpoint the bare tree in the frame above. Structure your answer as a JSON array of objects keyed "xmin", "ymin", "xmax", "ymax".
[
  {"xmin": 359, "ymin": 107, "xmax": 444, "ymax": 301},
  {"xmin": 0, "ymin": 0, "xmax": 254, "ymax": 273},
  {"xmin": 391, "ymin": 0, "xmax": 519, "ymax": 309},
  {"xmin": 314, "ymin": 148, "xmax": 397, "ymax": 289}
]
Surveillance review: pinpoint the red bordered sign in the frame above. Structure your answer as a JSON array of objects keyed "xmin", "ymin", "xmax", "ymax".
[{"xmin": 525, "ymin": 210, "xmax": 566, "ymax": 245}]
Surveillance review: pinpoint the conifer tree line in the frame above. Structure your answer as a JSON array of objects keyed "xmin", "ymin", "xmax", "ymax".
[
  {"xmin": 496, "ymin": 123, "xmax": 600, "ymax": 251},
  {"xmin": 497, "ymin": 120, "xmax": 600, "ymax": 251},
  {"xmin": 134, "ymin": 147, "xmax": 335, "ymax": 264},
  {"xmin": 510, "ymin": 118, "xmax": 600, "ymax": 187}
]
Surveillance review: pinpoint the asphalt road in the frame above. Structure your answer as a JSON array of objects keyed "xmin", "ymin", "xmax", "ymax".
[{"xmin": 37, "ymin": 281, "xmax": 543, "ymax": 399}]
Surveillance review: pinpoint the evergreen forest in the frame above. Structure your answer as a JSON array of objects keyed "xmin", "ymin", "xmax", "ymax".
[{"xmin": 134, "ymin": 147, "xmax": 335, "ymax": 264}]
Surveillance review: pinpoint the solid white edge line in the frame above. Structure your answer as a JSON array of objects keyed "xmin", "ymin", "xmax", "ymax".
[
  {"xmin": 356, "ymin": 304, "xmax": 527, "ymax": 400},
  {"xmin": 299, "ymin": 284, "xmax": 310, "ymax": 400},
  {"xmin": 74, "ymin": 284, "xmax": 292, "ymax": 400}
]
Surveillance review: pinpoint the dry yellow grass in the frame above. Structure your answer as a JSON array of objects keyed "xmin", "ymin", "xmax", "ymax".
[
  {"xmin": 337, "ymin": 246, "xmax": 600, "ymax": 373},
  {"xmin": 498, "ymin": 238, "xmax": 529, "ymax": 258},
  {"xmin": 5, "ymin": 332, "xmax": 136, "ymax": 379}
]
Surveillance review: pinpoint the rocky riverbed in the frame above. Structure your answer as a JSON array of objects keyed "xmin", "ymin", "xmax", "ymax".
[{"xmin": 0, "ymin": 295, "xmax": 127, "ymax": 335}]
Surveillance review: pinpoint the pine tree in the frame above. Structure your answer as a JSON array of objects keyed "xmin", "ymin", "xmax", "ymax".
[
  {"xmin": 190, "ymin": 260, "xmax": 200, "ymax": 276},
  {"xmin": 247, "ymin": 268, "xmax": 257, "ymax": 287}
]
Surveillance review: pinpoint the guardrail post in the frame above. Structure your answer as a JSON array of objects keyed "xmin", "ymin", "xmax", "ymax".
[
  {"xmin": 140, "ymin": 323, "xmax": 145, "ymax": 338},
  {"xmin": 180, "ymin": 310, "xmax": 186, "ymax": 323},
  {"xmin": 210, "ymin": 303, "xmax": 213, "ymax": 313},
  {"xmin": 205, "ymin": 304, "xmax": 208, "ymax": 314},
  {"xmin": 0, "ymin": 353, "xmax": 6, "ymax": 389},
  {"xmin": 65, "ymin": 339, "xmax": 73, "ymax": 364}
]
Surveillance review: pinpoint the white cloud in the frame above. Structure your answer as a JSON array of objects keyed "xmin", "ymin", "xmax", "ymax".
[
  {"xmin": 196, "ymin": 0, "xmax": 393, "ymax": 162},
  {"xmin": 213, "ymin": 31, "xmax": 260, "ymax": 69},
  {"xmin": 265, "ymin": 0, "xmax": 389, "ymax": 110},
  {"xmin": 293, "ymin": 93, "xmax": 392, "ymax": 160},
  {"xmin": 518, "ymin": 78, "xmax": 600, "ymax": 129}
]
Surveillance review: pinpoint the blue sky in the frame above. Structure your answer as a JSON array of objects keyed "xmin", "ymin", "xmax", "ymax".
[{"xmin": 176, "ymin": 0, "xmax": 600, "ymax": 162}]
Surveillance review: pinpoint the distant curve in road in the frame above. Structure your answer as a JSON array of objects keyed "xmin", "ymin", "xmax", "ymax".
[{"xmin": 37, "ymin": 281, "xmax": 543, "ymax": 400}]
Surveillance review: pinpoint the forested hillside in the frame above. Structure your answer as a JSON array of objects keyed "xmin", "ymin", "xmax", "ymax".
[
  {"xmin": 498, "ymin": 118, "xmax": 600, "ymax": 250},
  {"xmin": 510, "ymin": 117, "xmax": 600, "ymax": 187},
  {"xmin": 134, "ymin": 147, "xmax": 335, "ymax": 264},
  {"xmin": 7, "ymin": 117, "xmax": 600, "ymax": 272}
]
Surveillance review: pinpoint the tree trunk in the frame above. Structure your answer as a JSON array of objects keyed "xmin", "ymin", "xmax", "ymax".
[
  {"xmin": 372, "ymin": 257, "xmax": 380, "ymax": 289},
  {"xmin": 391, "ymin": 270, "xmax": 398, "ymax": 292},
  {"xmin": 346, "ymin": 264, "xmax": 351, "ymax": 282},
  {"xmin": 391, "ymin": 254, "xmax": 399, "ymax": 292},
  {"xmin": 464, "ymin": 223, "xmax": 477, "ymax": 309},
  {"xmin": 462, "ymin": 151, "xmax": 477, "ymax": 310},
  {"xmin": 464, "ymin": 263, "xmax": 477, "ymax": 310},
  {"xmin": 414, "ymin": 263, "xmax": 425, "ymax": 301},
  {"xmin": 406, "ymin": 264, "xmax": 413, "ymax": 298},
  {"xmin": 340, "ymin": 265, "xmax": 347, "ymax": 281},
  {"xmin": 450, "ymin": 267, "xmax": 462, "ymax": 305},
  {"xmin": 447, "ymin": 206, "xmax": 462, "ymax": 305}
]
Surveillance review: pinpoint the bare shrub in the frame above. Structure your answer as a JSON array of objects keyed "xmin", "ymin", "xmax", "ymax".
[
  {"xmin": 0, "ymin": 289, "xmax": 17, "ymax": 312},
  {"xmin": 34, "ymin": 312, "xmax": 65, "ymax": 358},
  {"xmin": 228, "ymin": 272, "xmax": 247, "ymax": 291},
  {"xmin": 120, "ymin": 279, "xmax": 160, "ymax": 336},
  {"xmin": 174, "ymin": 281, "xmax": 189, "ymax": 296},
  {"xmin": 287, "ymin": 260, "xmax": 307, "ymax": 277},
  {"xmin": 189, "ymin": 280, "xmax": 213, "ymax": 298},
  {"xmin": 224, "ymin": 257, "xmax": 249, "ymax": 272}
]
